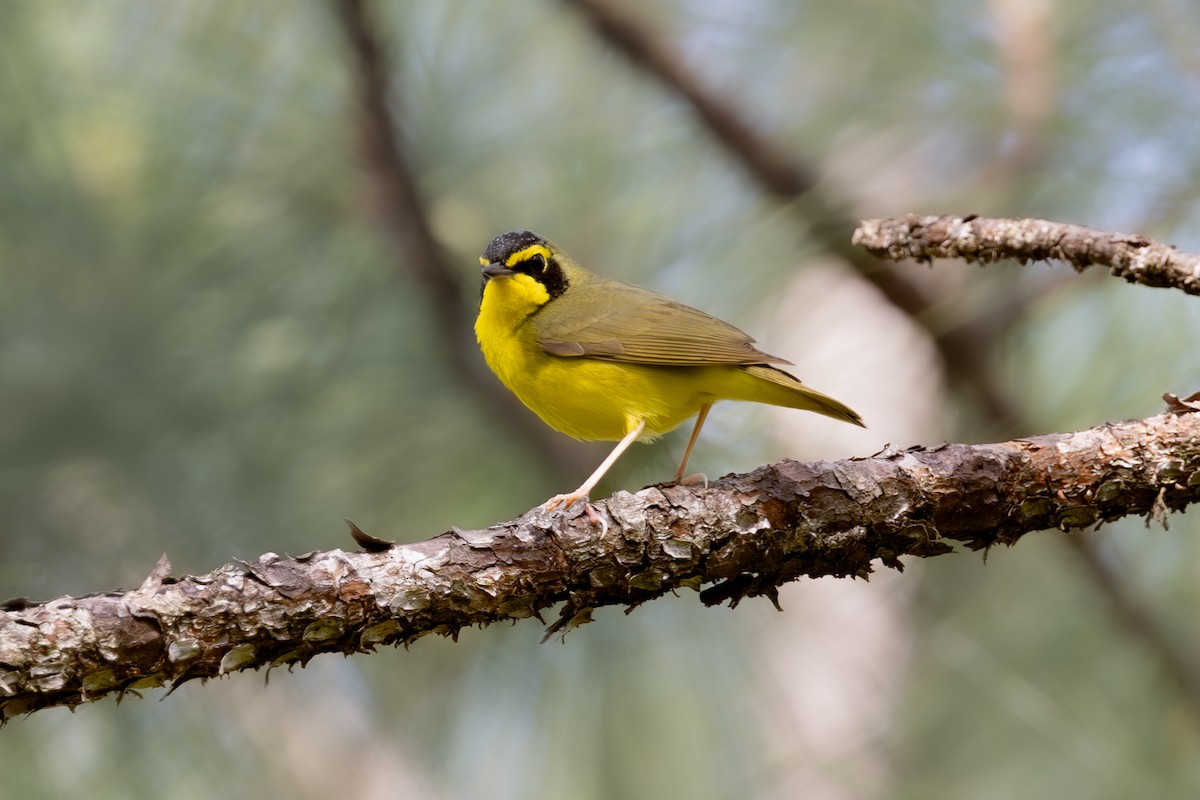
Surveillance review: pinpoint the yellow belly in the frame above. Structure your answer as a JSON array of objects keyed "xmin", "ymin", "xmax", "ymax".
[{"xmin": 478, "ymin": 319, "xmax": 716, "ymax": 441}]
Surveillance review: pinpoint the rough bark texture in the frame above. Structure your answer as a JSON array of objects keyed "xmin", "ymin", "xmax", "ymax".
[
  {"xmin": 2, "ymin": 407, "xmax": 1198, "ymax": 723},
  {"xmin": 854, "ymin": 215, "xmax": 1200, "ymax": 296}
]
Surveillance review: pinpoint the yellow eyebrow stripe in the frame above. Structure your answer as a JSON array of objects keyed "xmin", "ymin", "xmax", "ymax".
[{"xmin": 506, "ymin": 244, "xmax": 552, "ymax": 267}]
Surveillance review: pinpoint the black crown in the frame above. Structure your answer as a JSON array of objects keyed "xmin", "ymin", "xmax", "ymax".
[{"xmin": 482, "ymin": 230, "xmax": 547, "ymax": 263}]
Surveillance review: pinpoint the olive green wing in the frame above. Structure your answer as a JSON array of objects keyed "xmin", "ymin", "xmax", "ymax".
[{"xmin": 532, "ymin": 279, "xmax": 791, "ymax": 367}]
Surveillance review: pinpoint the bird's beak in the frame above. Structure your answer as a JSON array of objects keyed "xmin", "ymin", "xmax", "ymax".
[{"xmin": 481, "ymin": 262, "xmax": 515, "ymax": 279}]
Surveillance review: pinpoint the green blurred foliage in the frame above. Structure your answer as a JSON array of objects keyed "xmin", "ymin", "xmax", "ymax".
[{"xmin": 1, "ymin": 1, "xmax": 1199, "ymax": 798}]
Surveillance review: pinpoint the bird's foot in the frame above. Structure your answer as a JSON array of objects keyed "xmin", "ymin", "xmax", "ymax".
[
  {"xmin": 540, "ymin": 493, "xmax": 608, "ymax": 535},
  {"xmin": 676, "ymin": 472, "xmax": 709, "ymax": 488},
  {"xmin": 542, "ymin": 491, "xmax": 588, "ymax": 513}
]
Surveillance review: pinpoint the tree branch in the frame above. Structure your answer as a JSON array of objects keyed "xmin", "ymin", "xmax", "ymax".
[
  {"xmin": 854, "ymin": 214, "xmax": 1200, "ymax": 716},
  {"xmin": 562, "ymin": 3, "xmax": 1200, "ymax": 716},
  {"xmin": 332, "ymin": 0, "xmax": 1200, "ymax": 738},
  {"xmin": 3, "ymin": 406, "xmax": 1198, "ymax": 722},
  {"xmin": 854, "ymin": 214, "xmax": 1200, "ymax": 296}
]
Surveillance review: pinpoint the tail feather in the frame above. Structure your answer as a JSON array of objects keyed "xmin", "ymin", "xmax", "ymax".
[{"xmin": 740, "ymin": 365, "xmax": 865, "ymax": 427}]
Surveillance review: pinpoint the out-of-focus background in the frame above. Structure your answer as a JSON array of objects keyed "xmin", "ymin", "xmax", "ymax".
[{"xmin": 3, "ymin": 1, "xmax": 1199, "ymax": 797}]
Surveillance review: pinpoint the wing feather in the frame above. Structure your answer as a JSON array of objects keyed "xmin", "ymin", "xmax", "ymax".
[{"xmin": 532, "ymin": 278, "xmax": 791, "ymax": 367}]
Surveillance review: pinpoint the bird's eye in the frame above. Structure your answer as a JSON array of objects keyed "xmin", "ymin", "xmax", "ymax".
[{"xmin": 525, "ymin": 253, "xmax": 547, "ymax": 273}]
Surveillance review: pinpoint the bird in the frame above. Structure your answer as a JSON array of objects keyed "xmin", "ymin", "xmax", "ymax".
[{"xmin": 474, "ymin": 230, "xmax": 864, "ymax": 513}]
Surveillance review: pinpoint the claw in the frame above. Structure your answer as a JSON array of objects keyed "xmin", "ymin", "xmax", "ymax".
[{"xmin": 583, "ymin": 503, "xmax": 608, "ymax": 536}]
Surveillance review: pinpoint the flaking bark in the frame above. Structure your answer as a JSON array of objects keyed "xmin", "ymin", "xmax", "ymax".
[{"xmin": 2, "ymin": 406, "xmax": 1198, "ymax": 723}]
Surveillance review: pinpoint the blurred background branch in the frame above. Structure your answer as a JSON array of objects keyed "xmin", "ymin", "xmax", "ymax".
[
  {"xmin": 330, "ymin": 0, "xmax": 591, "ymax": 478},
  {"xmin": 566, "ymin": 0, "xmax": 1024, "ymax": 429}
]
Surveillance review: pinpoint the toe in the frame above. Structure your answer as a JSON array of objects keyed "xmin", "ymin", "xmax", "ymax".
[{"xmin": 542, "ymin": 491, "xmax": 587, "ymax": 513}]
